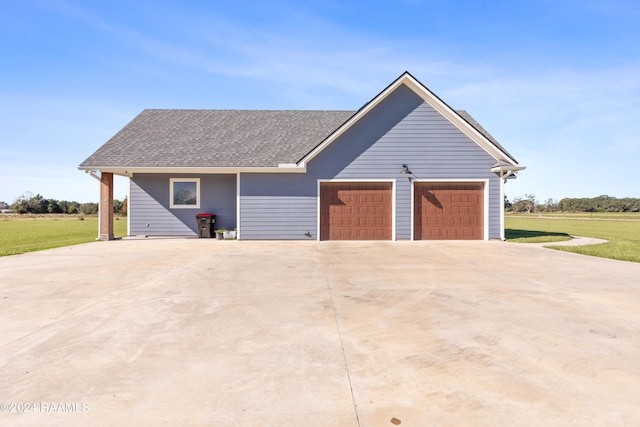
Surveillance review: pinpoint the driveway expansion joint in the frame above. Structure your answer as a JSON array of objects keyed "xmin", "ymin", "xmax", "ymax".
[{"xmin": 324, "ymin": 268, "xmax": 361, "ymax": 427}]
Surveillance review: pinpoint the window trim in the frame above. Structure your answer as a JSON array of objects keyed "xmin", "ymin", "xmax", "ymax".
[{"xmin": 170, "ymin": 178, "xmax": 200, "ymax": 209}]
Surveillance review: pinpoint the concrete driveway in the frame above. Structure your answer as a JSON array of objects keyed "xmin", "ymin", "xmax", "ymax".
[{"xmin": 0, "ymin": 240, "xmax": 639, "ymax": 426}]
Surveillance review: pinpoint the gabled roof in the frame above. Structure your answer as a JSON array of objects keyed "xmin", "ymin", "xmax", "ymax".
[
  {"xmin": 79, "ymin": 71, "xmax": 519, "ymax": 173},
  {"xmin": 79, "ymin": 110, "xmax": 354, "ymax": 170},
  {"xmin": 456, "ymin": 110, "xmax": 508, "ymax": 157},
  {"xmin": 297, "ymin": 71, "xmax": 519, "ymax": 167}
]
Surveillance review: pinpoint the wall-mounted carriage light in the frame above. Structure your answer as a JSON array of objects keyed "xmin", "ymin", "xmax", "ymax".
[{"xmin": 401, "ymin": 164, "xmax": 412, "ymax": 174}]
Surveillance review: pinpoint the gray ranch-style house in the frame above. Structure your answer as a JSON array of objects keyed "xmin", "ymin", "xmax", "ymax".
[{"xmin": 79, "ymin": 71, "xmax": 524, "ymax": 241}]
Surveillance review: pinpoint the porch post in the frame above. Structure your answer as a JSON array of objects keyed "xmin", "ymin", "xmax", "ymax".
[{"xmin": 99, "ymin": 172, "xmax": 114, "ymax": 241}]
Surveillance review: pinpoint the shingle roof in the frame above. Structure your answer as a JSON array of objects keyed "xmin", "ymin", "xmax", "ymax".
[
  {"xmin": 456, "ymin": 110, "xmax": 516, "ymax": 162},
  {"xmin": 80, "ymin": 109, "xmax": 355, "ymax": 169},
  {"xmin": 80, "ymin": 107, "xmax": 512, "ymax": 169}
]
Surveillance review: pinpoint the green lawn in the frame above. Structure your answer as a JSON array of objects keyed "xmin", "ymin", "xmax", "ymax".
[
  {"xmin": 0, "ymin": 216, "xmax": 127, "ymax": 256},
  {"xmin": 505, "ymin": 213, "xmax": 640, "ymax": 263},
  {"xmin": 2, "ymin": 213, "xmax": 638, "ymax": 263},
  {"xmin": 527, "ymin": 211, "xmax": 640, "ymax": 220}
]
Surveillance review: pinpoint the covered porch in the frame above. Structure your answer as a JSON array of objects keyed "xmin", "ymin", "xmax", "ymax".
[{"xmin": 85, "ymin": 170, "xmax": 239, "ymax": 240}]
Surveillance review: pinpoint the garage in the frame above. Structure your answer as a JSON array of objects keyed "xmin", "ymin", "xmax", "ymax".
[
  {"xmin": 414, "ymin": 182, "xmax": 484, "ymax": 240},
  {"xmin": 320, "ymin": 182, "xmax": 393, "ymax": 240}
]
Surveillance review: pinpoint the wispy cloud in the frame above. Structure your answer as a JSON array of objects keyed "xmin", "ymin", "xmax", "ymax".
[
  {"xmin": 4, "ymin": 0, "xmax": 639, "ymax": 201},
  {"xmin": 467, "ymin": 65, "xmax": 640, "ymax": 199}
]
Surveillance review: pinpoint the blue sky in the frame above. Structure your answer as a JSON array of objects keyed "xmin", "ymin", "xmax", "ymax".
[{"xmin": 1, "ymin": 0, "xmax": 639, "ymax": 204}]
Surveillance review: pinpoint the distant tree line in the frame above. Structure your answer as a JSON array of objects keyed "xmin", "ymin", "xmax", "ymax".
[
  {"xmin": 506, "ymin": 194, "xmax": 640, "ymax": 213},
  {"xmin": 1, "ymin": 192, "xmax": 127, "ymax": 215}
]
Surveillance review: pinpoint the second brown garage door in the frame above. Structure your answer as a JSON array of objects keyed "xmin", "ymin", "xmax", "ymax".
[
  {"xmin": 414, "ymin": 182, "xmax": 484, "ymax": 240},
  {"xmin": 320, "ymin": 182, "xmax": 392, "ymax": 240}
]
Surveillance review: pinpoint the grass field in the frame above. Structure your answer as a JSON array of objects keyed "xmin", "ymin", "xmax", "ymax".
[
  {"xmin": 520, "ymin": 212, "xmax": 640, "ymax": 220},
  {"xmin": 505, "ymin": 213, "xmax": 640, "ymax": 263},
  {"xmin": 0, "ymin": 215, "xmax": 127, "ymax": 256},
  {"xmin": 2, "ymin": 213, "xmax": 639, "ymax": 263}
]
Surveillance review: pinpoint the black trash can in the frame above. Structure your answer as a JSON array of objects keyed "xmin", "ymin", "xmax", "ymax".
[{"xmin": 195, "ymin": 213, "xmax": 216, "ymax": 238}]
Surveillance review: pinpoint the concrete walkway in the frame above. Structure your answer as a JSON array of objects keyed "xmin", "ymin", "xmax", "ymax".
[
  {"xmin": 532, "ymin": 235, "xmax": 609, "ymax": 247},
  {"xmin": 0, "ymin": 240, "xmax": 639, "ymax": 426}
]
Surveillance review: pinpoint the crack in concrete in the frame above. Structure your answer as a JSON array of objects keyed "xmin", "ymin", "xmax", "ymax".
[{"xmin": 324, "ymin": 269, "xmax": 361, "ymax": 427}]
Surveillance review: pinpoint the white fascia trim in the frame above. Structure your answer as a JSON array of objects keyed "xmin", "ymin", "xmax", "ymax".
[
  {"xmin": 411, "ymin": 179, "xmax": 490, "ymax": 241},
  {"xmin": 491, "ymin": 165, "xmax": 526, "ymax": 173},
  {"xmin": 319, "ymin": 178, "xmax": 396, "ymax": 182},
  {"xmin": 401, "ymin": 75, "xmax": 516, "ymax": 164},
  {"xmin": 78, "ymin": 166, "xmax": 306, "ymax": 175},
  {"xmin": 316, "ymin": 179, "xmax": 397, "ymax": 241},
  {"xmin": 300, "ymin": 81, "xmax": 407, "ymax": 167},
  {"xmin": 298, "ymin": 72, "xmax": 518, "ymax": 168},
  {"xmin": 79, "ymin": 168, "xmax": 133, "ymax": 178}
]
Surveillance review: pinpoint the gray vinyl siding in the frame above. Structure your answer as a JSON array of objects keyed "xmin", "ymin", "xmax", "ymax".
[
  {"xmin": 130, "ymin": 173, "xmax": 236, "ymax": 236},
  {"xmin": 239, "ymin": 174, "xmax": 317, "ymax": 240},
  {"xmin": 240, "ymin": 84, "xmax": 502, "ymax": 240},
  {"xmin": 240, "ymin": 195, "xmax": 317, "ymax": 239}
]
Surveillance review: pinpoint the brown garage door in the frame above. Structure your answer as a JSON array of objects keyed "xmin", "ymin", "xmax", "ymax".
[
  {"xmin": 414, "ymin": 182, "xmax": 484, "ymax": 240},
  {"xmin": 320, "ymin": 182, "xmax": 392, "ymax": 240}
]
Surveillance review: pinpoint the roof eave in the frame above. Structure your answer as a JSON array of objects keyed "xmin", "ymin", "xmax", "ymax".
[
  {"xmin": 78, "ymin": 165, "xmax": 307, "ymax": 176},
  {"xmin": 490, "ymin": 164, "xmax": 526, "ymax": 173},
  {"xmin": 400, "ymin": 72, "xmax": 520, "ymax": 164}
]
